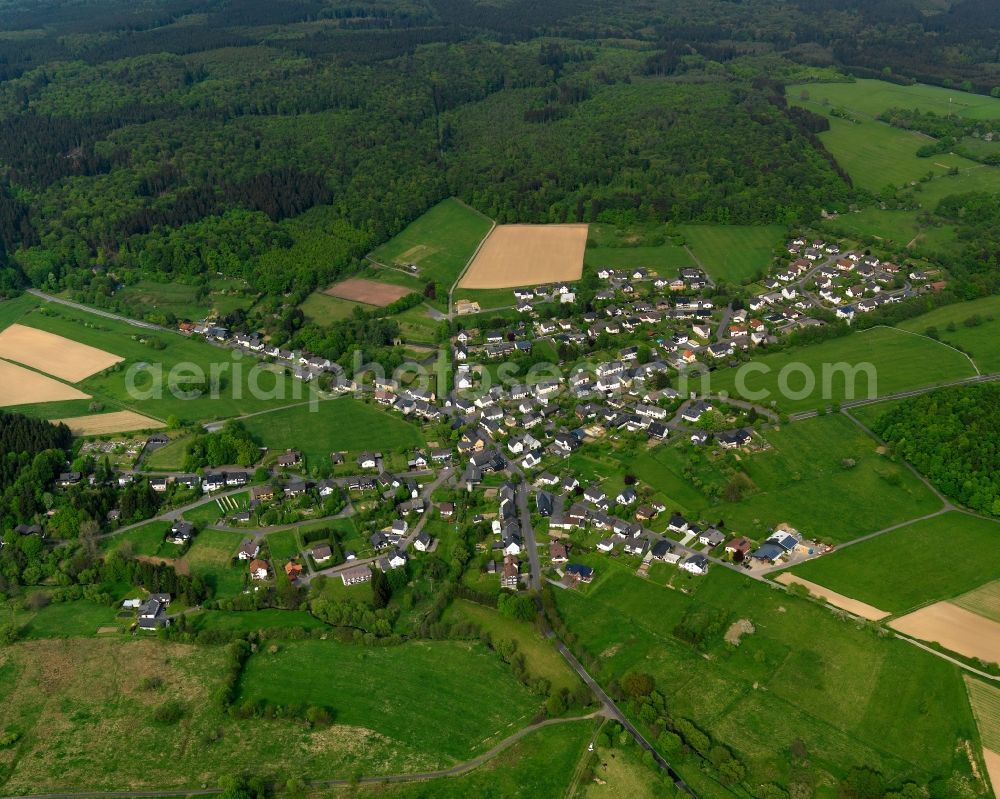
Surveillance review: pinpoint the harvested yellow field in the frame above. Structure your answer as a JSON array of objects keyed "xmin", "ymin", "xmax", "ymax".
[
  {"xmin": 0, "ymin": 359, "xmax": 90, "ymax": 406},
  {"xmin": 458, "ymin": 224, "xmax": 588, "ymax": 289},
  {"xmin": 53, "ymin": 410, "xmax": 165, "ymax": 436},
  {"xmin": 983, "ymin": 749, "xmax": 1000, "ymax": 799},
  {"xmin": 775, "ymin": 573, "xmax": 890, "ymax": 621},
  {"xmin": 952, "ymin": 579, "xmax": 1000, "ymax": 624},
  {"xmin": 0, "ymin": 323, "xmax": 123, "ymax": 382},
  {"xmin": 890, "ymin": 603, "xmax": 1000, "ymax": 665}
]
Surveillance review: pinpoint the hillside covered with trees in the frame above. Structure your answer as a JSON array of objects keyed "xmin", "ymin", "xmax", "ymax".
[
  {"xmin": 873, "ymin": 383, "xmax": 1000, "ymax": 515},
  {"xmin": 0, "ymin": 0, "xmax": 998, "ymax": 307}
]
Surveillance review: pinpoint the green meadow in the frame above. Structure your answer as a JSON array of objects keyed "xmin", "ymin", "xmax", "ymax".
[
  {"xmin": 584, "ymin": 243, "xmax": 692, "ymax": 273},
  {"xmin": 368, "ymin": 198, "xmax": 493, "ymax": 296},
  {"xmin": 553, "ymin": 566, "xmax": 982, "ymax": 795},
  {"xmin": 705, "ymin": 414, "xmax": 940, "ymax": 544},
  {"xmin": 787, "ymin": 80, "xmax": 1000, "ymax": 200},
  {"xmin": 788, "ymin": 79, "xmax": 1000, "ymax": 120},
  {"xmin": 899, "ymin": 295, "xmax": 1000, "ymax": 373},
  {"xmin": 299, "ymin": 291, "xmax": 365, "ymax": 324},
  {"xmin": 630, "ymin": 414, "xmax": 939, "ymax": 544},
  {"xmin": 239, "ymin": 638, "xmax": 541, "ymax": 763},
  {"xmin": 240, "ymin": 397, "xmax": 425, "ymax": 467},
  {"xmin": 708, "ymin": 326, "xmax": 977, "ymax": 413},
  {"xmin": 13, "ymin": 599, "xmax": 122, "ymax": 639},
  {"xmin": 188, "ymin": 608, "xmax": 329, "ymax": 633},
  {"xmin": 679, "ymin": 224, "xmax": 785, "ymax": 284},
  {"xmin": 0, "ymin": 637, "xmax": 534, "ymax": 794},
  {"xmin": 786, "ymin": 511, "xmax": 1000, "ymax": 615},
  {"xmin": 346, "ymin": 720, "xmax": 599, "ymax": 799},
  {"xmin": 114, "ymin": 279, "xmax": 254, "ymax": 322},
  {"xmin": 444, "ymin": 599, "xmax": 582, "ymax": 693},
  {"xmin": 100, "ymin": 520, "xmax": 172, "ymax": 556},
  {"xmin": 180, "ymin": 528, "xmax": 246, "ymax": 597}
]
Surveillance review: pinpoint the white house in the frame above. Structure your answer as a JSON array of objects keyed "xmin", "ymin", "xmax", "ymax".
[{"xmin": 680, "ymin": 554, "xmax": 709, "ymax": 575}]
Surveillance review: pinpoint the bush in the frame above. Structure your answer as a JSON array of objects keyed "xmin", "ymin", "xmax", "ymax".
[
  {"xmin": 0, "ymin": 624, "xmax": 20, "ymax": 646},
  {"xmin": 621, "ymin": 671, "xmax": 655, "ymax": 698},
  {"xmin": 0, "ymin": 730, "xmax": 20, "ymax": 749},
  {"xmin": 152, "ymin": 700, "xmax": 186, "ymax": 725}
]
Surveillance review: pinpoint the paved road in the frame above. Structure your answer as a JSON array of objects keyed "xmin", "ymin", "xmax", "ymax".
[
  {"xmin": 547, "ymin": 628, "xmax": 696, "ymax": 796},
  {"xmin": 788, "ymin": 367, "xmax": 1000, "ymax": 422},
  {"xmin": 713, "ymin": 304, "xmax": 733, "ymax": 343},
  {"xmin": 516, "ymin": 479, "xmax": 542, "ymax": 591},
  {"xmin": 0, "ymin": 713, "xmax": 602, "ymax": 799}
]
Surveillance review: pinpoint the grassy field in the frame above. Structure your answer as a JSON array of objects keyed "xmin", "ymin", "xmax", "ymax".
[
  {"xmin": 114, "ymin": 279, "xmax": 254, "ymax": 322},
  {"xmin": 450, "ymin": 285, "xmax": 519, "ymax": 311},
  {"xmin": 820, "ymin": 208, "xmax": 924, "ymax": 246},
  {"xmin": 899, "ymin": 295, "xmax": 1000, "ymax": 373},
  {"xmin": 299, "ymin": 291, "xmax": 365, "ymax": 324},
  {"xmin": 12, "ymin": 599, "xmax": 122, "ymax": 639},
  {"xmin": 444, "ymin": 599, "xmax": 581, "ymax": 693},
  {"xmin": 0, "ymin": 294, "xmax": 305, "ymax": 424},
  {"xmin": 701, "ymin": 413, "xmax": 941, "ymax": 544},
  {"xmin": 368, "ymin": 198, "xmax": 493, "ymax": 295},
  {"xmin": 562, "ymin": 414, "xmax": 936, "ymax": 544},
  {"xmin": 337, "ymin": 719, "xmax": 598, "ymax": 799},
  {"xmin": 786, "ymin": 511, "xmax": 1000, "ymax": 615},
  {"xmin": 584, "ymin": 224, "xmax": 693, "ymax": 275},
  {"xmin": 188, "ymin": 608, "xmax": 329, "ymax": 633},
  {"xmin": 788, "ymin": 79, "xmax": 1000, "ymax": 120},
  {"xmin": 142, "ymin": 434, "xmax": 190, "ymax": 471},
  {"xmin": 101, "ymin": 520, "xmax": 172, "ymax": 556},
  {"xmin": 813, "ymin": 115, "xmax": 973, "ymax": 192},
  {"xmin": 708, "ymin": 326, "xmax": 977, "ymax": 413},
  {"xmin": 240, "ymin": 397, "xmax": 425, "ymax": 467},
  {"xmin": 679, "ymin": 224, "xmax": 784, "ymax": 285},
  {"xmin": 182, "ymin": 491, "xmax": 247, "ymax": 526},
  {"xmin": 583, "ymin": 743, "xmax": 675, "ymax": 799},
  {"xmin": 239, "ymin": 638, "xmax": 541, "ymax": 762},
  {"xmin": 264, "ymin": 529, "xmax": 301, "ymax": 562},
  {"xmin": 952, "ymin": 580, "xmax": 1000, "ymax": 625},
  {"xmin": 787, "ymin": 80, "xmax": 1000, "ymax": 200},
  {"xmin": 181, "ymin": 529, "xmax": 246, "ymax": 597},
  {"xmin": 0, "ymin": 637, "xmax": 518, "ymax": 794},
  {"xmin": 393, "ymin": 303, "xmax": 443, "ymax": 345},
  {"xmin": 553, "ymin": 566, "xmax": 982, "ymax": 796}
]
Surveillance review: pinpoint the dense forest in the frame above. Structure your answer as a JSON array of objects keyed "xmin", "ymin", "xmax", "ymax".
[
  {"xmin": 0, "ymin": 0, "xmax": 998, "ymax": 305},
  {"xmin": 873, "ymin": 383, "xmax": 1000, "ymax": 515}
]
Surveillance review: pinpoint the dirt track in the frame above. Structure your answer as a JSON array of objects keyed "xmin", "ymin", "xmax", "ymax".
[
  {"xmin": 458, "ymin": 224, "xmax": 588, "ymax": 289},
  {"xmin": 324, "ymin": 278, "xmax": 413, "ymax": 306},
  {"xmin": 0, "ymin": 359, "xmax": 91, "ymax": 406},
  {"xmin": 890, "ymin": 602, "xmax": 1000, "ymax": 664},
  {"xmin": 0, "ymin": 323, "xmax": 123, "ymax": 382},
  {"xmin": 776, "ymin": 573, "xmax": 890, "ymax": 621}
]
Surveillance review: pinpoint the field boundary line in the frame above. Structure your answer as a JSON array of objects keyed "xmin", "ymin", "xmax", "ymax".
[
  {"xmin": 895, "ymin": 634, "xmax": 1000, "ymax": 683},
  {"xmin": 872, "ymin": 323, "xmax": 981, "ymax": 376},
  {"xmin": 448, "ymin": 215, "xmax": 497, "ymax": 318}
]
